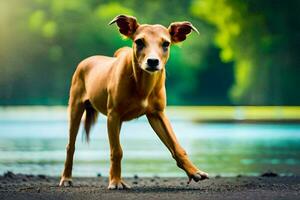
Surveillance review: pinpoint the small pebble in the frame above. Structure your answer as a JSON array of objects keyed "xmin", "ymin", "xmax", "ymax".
[
  {"xmin": 37, "ymin": 175, "xmax": 46, "ymax": 179},
  {"xmin": 4, "ymin": 171, "xmax": 15, "ymax": 179},
  {"xmin": 216, "ymin": 175, "xmax": 221, "ymax": 179},
  {"xmin": 261, "ymin": 171, "xmax": 278, "ymax": 177},
  {"xmin": 132, "ymin": 181, "xmax": 138, "ymax": 185},
  {"xmin": 26, "ymin": 175, "xmax": 34, "ymax": 178}
]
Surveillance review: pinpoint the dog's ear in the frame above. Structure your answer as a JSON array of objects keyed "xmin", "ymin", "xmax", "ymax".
[
  {"xmin": 168, "ymin": 21, "xmax": 199, "ymax": 43},
  {"xmin": 109, "ymin": 15, "xmax": 139, "ymax": 38}
]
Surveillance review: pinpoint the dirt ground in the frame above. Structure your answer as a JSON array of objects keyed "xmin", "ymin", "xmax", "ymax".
[{"xmin": 0, "ymin": 172, "xmax": 299, "ymax": 200}]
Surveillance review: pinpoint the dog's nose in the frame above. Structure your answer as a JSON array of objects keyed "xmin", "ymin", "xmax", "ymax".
[{"xmin": 147, "ymin": 58, "xmax": 159, "ymax": 68}]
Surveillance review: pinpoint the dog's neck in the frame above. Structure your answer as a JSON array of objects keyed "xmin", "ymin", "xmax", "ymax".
[{"xmin": 131, "ymin": 55, "xmax": 165, "ymax": 99}]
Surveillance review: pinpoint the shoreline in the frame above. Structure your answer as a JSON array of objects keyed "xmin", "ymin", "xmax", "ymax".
[
  {"xmin": 1, "ymin": 106, "xmax": 300, "ymax": 123},
  {"xmin": 0, "ymin": 172, "xmax": 299, "ymax": 200}
]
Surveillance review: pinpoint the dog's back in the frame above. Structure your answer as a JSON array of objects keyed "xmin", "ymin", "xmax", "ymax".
[{"xmin": 74, "ymin": 46, "xmax": 132, "ymax": 86}]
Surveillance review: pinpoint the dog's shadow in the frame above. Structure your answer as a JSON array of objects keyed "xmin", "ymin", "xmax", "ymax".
[{"xmin": 111, "ymin": 186, "xmax": 203, "ymax": 193}]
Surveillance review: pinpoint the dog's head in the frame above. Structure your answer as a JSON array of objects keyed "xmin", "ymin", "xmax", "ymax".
[{"xmin": 109, "ymin": 15, "xmax": 199, "ymax": 74}]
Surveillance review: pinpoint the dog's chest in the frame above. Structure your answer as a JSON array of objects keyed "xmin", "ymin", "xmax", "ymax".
[{"xmin": 119, "ymin": 98, "xmax": 149, "ymax": 121}]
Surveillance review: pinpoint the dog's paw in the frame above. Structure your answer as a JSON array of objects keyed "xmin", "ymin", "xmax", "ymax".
[
  {"xmin": 108, "ymin": 179, "xmax": 131, "ymax": 190},
  {"xmin": 59, "ymin": 178, "xmax": 73, "ymax": 187},
  {"xmin": 188, "ymin": 171, "xmax": 209, "ymax": 184}
]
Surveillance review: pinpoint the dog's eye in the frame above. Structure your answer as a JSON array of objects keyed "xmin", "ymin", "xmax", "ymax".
[
  {"xmin": 162, "ymin": 41, "xmax": 170, "ymax": 50},
  {"xmin": 135, "ymin": 39, "xmax": 145, "ymax": 50}
]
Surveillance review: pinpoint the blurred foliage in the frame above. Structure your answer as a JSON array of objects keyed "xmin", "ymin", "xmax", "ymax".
[
  {"xmin": 0, "ymin": 0, "xmax": 299, "ymax": 105},
  {"xmin": 191, "ymin": 0, "xmax": 300, "ymax": 105}
]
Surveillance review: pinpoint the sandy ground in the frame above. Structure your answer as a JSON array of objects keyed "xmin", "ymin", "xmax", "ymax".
[{"xmin": 0, "ymin": 172, "xmax": 299, "ymax": 200}]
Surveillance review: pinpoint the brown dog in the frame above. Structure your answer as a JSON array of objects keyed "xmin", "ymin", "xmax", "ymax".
[{"xmin": 59, "ymin": 15, "xmax": 208, "ymax": 189}]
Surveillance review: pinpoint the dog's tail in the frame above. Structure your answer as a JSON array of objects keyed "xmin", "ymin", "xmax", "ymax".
[{"xmin": 84, "ymin": 101, "xmax": 98, "ymax": 142}]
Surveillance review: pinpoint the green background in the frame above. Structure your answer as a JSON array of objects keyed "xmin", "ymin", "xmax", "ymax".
[{"xmin": 0, "ymin": 0, "xmax": 299, "ymax": 105}]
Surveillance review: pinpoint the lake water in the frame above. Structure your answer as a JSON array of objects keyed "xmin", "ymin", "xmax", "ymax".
[{"xmin": 0, "ymin": 108, "xmax": 300, "ymax": 177}]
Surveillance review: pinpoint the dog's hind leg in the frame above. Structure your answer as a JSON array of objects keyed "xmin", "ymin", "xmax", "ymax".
[{"xmin": 59, "ymin": 96, "xmax": 84, "ymax": 187}]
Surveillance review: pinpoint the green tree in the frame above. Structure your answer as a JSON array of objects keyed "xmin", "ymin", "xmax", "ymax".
[{"xmin": 191, "ymin": 0, "xmax": 300, "ymax": 105}]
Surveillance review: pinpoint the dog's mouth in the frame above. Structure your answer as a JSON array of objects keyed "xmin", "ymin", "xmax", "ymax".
[
  {"xmin": 143, "ymin": 64, "xmax": 161, "ymax": 73},
  {"xmin": 145, "ymin": 67, "xmax": 160, "ymax": 72}
]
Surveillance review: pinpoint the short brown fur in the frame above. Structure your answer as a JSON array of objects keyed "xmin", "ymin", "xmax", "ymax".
[{"xmin": 60, "ymin": 15, "xmax": 208, "ymax": 189}]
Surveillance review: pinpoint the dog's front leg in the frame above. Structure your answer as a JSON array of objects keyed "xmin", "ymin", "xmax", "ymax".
[
  {"xmin": 107, "ymin": 112, "xmax": 131, "ymax": 189},
  {"xmin": 146, "ymin": 111, "xmax": 209, "ymax": 183}
]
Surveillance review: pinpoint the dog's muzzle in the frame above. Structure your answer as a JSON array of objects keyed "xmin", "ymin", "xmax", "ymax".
[{"xmin": 145, "ymin": 58, "xmax": 160, "ymax": 72}]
